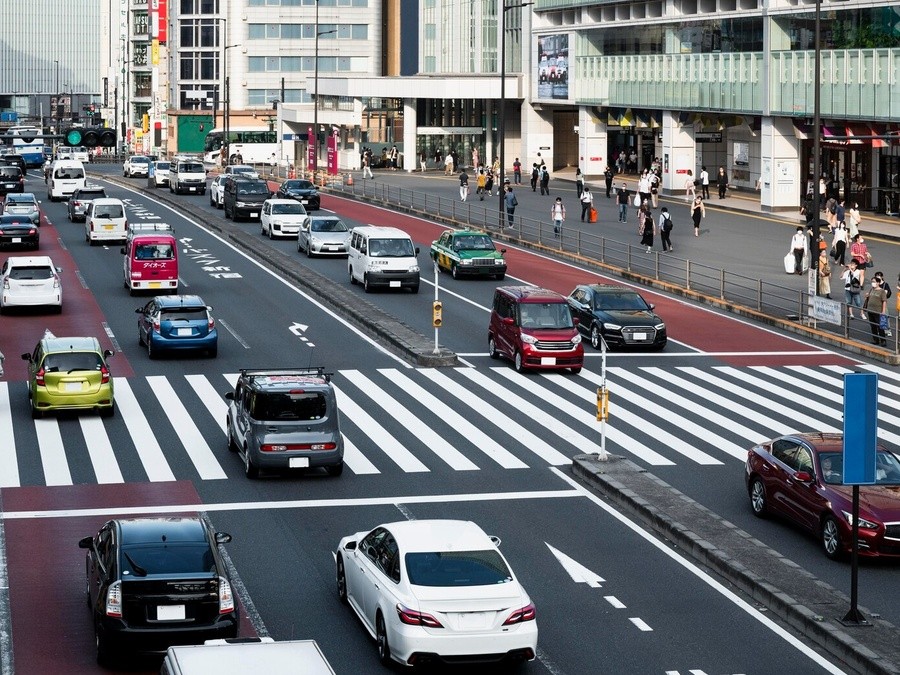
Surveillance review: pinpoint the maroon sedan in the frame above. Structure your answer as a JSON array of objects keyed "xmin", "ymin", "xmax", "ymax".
[{"xmin": 745, "ymin": 432, "xmax": 900, "ymax": 559}]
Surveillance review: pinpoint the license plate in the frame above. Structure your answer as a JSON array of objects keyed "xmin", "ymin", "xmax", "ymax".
[
  {"xmin": 11, "ymin": 237, "xmax": 21, "ymax": 243},
  {"xmin": 103, "ymin": 224, "xmax": 114, "ymax": 229},
  {"xmin": 326, "ymin": 246, "xmax": 339, "ymax": 251},
  {"xmin": 64, "ymin": 382, "xmax": 82, "ymax": 392},
  {"xmin": 289, "ymin": 457, "xmax": 310, "ymax": 468},
  {"xmin": 157, "ymin": 605, "xmax": 186, "ymax": 621},
  {"xmin": 633, "ymin": 332, "xmax": 648, "ymax": 341},
  {"xmin": 176, "ymin": 328, "xmax": 192, "ymax": 336},
  {"xmin": 250, "ymin": 212, "xmax": 258, "ymax": 218},
  {"xmin": 389, "ymin": 280, "xmax": 400, "ymax": 288},
  {"xmin": 149, "ymin": 282, "xmax": 161, "ymax": 289},
  {"xmin": 458, "ymin": 612, "xmax": 492, "ymax": 630},
  {"xmin": 300, "ymin": 199, "xmax": 308, "ymax": 204},
  {"xmin": 188, "ymin": 187, "xmax": 197, "ymax": 192},
  {"xmin": 540, "ymin": 357, "xmax": 557, "ymax": 366}
]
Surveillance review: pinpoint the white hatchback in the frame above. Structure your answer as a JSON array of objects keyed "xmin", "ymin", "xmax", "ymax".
[
  {"xmin": 123, "ymin": 155, "xmax": 150, "ymax": 177},
  {"xmin": 0, "ymin": 255, "xmax": 62, "ymax": 313},
  {"xmin": 260, "ymin": 198, "xmax": 308, "ymax": 239},
  {"xmin": 335, "ymin": 520, "xmax": 537, "ymax": 668}
]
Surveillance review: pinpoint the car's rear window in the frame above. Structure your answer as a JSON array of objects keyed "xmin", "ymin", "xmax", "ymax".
[
  {"xmin": 41, "ymin": 352, "xmax": 103, "ymax": 373},
  {"xmin": 121, "ymin": 543, "xmax": 215, "ymax": 576},
  {"xmin": 94, "ymin": 204, "xmax": 124, "ymax": 219},
  {"xmin": 161, "ymin": 308, "xmax": 206, "ymax": 322},
  {"xmin": 78, "ymin": 190, "xmax": 107, "ymax": 199},
  {"xmin": 9, "ymin": 265, "xmax": 53, "ymax": 280},
  {"xmin": 405, "ymin": 550, "xmax": 512, "ymax": 587},
  {"xmin": 0, "ymin": 167, "xmax": 22, "ymax": 178},
  {"xmin": 249, "ymin": 391, "xmax": 327, "ymax": 421},
  {"xmin": 55, "ymin": 167, "xmax": 85, "ymax": 180}
]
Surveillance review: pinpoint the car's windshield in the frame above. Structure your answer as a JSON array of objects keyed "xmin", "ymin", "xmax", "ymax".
[
  {"xmin": 249, "ymin": 391, "xmax": 327, "ymax": 421},
  {"xmin": 819, "ymin": 450, "xmax": 900, "ymax": 485},
  {"xmin": 368, "ymin": 238, "xmax": 414, "ymax": 258},
  {"xmin": 9, "ymin": 265, "xmax": 53, "ymax": 280},
  {"xmin": 596, "ymin": 292, "xmax": 650, "ymax": 311},
  {"xmin": 312, "ymin": 218, "xmax": 348, "ymax": 233},
  {"xmin": 518, "ymin": 302, "xmax": 574, "ymax": 329},
  {"xmin": 238, "ymin": 184, "xmax": 269, "ymax": 195},
  {"xmin": 41, "ymin": 352, "xmax": 103, "ymax": 373},
  {"xmin": 453, "ymin": 235, "xmax": 494, "ymax": 251},
  {"xmin": 271, "ymin": 203, "xmax": 305, "ymax": 215},
  {"xmin": 156, "ymin": 162, "xmax": 170, "ymax": 170},
  {"xmin": 180, "ymin": 163, "xmax": 203, "ymax": 172},
  {"xmin": 405, "ymin": 550, "xmax": 513, "ymax": 587},
  {"xmin": 121, "ymin": 543, "xmax": 215, "ymax": 576},
  {"xmin": 285, "ymin": 180, "xmax": 314, "ymax": 190},
  {"xmin": 131, "ymin": 157, "xmax": 149, "ymax": 164},
  {"xmin": 232, "ymin": 166, "xmax": 255, "ymax": 175}
]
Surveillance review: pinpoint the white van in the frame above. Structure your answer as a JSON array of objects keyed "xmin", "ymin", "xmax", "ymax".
[
  {"xmin": 161, "ymin": 638, "xmax": 336, "ymax": 675},
  {"xmin": 348, "ymin": 225, "xmax": 420, "ymax": 293},
  {"xmin": 84, "ymin": 197, "xmax": 128, "ymax": 245},
  {"xmin": 47, "ymin": 160, "xmax": 86, "ymax": 201}
]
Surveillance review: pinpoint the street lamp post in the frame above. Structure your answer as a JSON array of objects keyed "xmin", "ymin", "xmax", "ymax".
[
  {"xmin": 811, "ymin": 0, "xmax": 822, "ymax": 245},
  {"xmin": 312, "ymin": 0, "xmax": 337, "ymax": 172},
  {"xmin": 54, "ymin": 60, "xmax": 59, "ymax": 133},
  {"xmin": 222, "ymin": 42, "xmax": 240, "ymax": 166},
  {"xmin": 498, "ymin": 2, "xmax": 532, "ymax": 227}
]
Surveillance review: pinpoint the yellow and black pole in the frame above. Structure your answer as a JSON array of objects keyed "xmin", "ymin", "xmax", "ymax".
[
  {"xmin": 432, "ymin": 260, "xmax": 442, "ymax": 354},
  {"xmin": 595, "ymin": 335, "xmax": 610, "ymax": 460}
]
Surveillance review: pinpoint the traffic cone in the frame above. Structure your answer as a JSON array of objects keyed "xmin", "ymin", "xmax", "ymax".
[{"xmin": 347, "ymin": 173, "xmax": 354, "ymax": 186}]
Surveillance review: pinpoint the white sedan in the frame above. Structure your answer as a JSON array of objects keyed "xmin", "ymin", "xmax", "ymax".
[
  {"xmin": 123, "ymin": 155, "xmax": 150, "ymax": 177},
  {"xmin": 209, "ymin": 175, "xmax": 226, "ymax": 208},
  {"xmin": 0, "ymin": 255, "xmax": 62, "ymax": 313},
  {"xmin": 335, "ymin": 520, "xmax": 537, "ymax": 668},
  {"xmin": 260, "ymin": 198, "xmax": 308, "ymax": 239}
]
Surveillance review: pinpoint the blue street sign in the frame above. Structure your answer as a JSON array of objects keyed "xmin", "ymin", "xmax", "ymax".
[{"xmin": 843, "ymin": 372, "xmax": 877, "ymax": 485}]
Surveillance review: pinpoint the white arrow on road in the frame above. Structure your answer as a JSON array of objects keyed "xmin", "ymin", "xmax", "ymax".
[
  {"xmin": 289, "ymin": 322, "xmax": 309, "ymax": 336},
  {"xmin": 546, "ymin": 543, "xmax": 605, "ymax": 588}
]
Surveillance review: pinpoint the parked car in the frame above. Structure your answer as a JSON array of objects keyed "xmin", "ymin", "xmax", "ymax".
[
  {"xmin": 149, "ymin": 160, "xmax": 171, "ymax": 187},
  {"xmin": 224, "ymin": 367, "xmax": 344, "ymax": 478},
  {"xmin": 67, "ymin": 186, "xmax": 108, "ymax": 222},
  {"xmin": 2, "ymin": 192, "xmax": 41, "ymax": 225},
  {"xmin": 78, "ymin": 517, "xmax": 239, "ymax": 665},
  {"xmin": 335, "ymin": 519, "xmax": 537, "ymax": 667},
  {"xmin": 746, "ymin": 432, "xmax": 900, "ymax": 559},
  {"xmin": 0, "ymin": 255, "xmax": 60, "ymax": 312},
  {"xmin": 0, "ymin": 166, "xmax": 25, "ymax": 195},
  {"xmin": 260, "ymin": 198, "xmax": 308, "ymax": 239},
  {"xmin": 136, "ymin": 294, "xmax": 217, "ymax": 358},
  {"xmin": 566, "ymin": 283, "xmax": 667, "ymax": 350},
  {"xmin": 208, "ymin": 175, "xmax": 226, "ymax": 208},
  {"xmin": 298, "ymin": 215, "xmax": 351, "ymax": 257},
  {"xmin": 275, "ymin": 179, "xmax": 320, "ymax": 210},
  {"xmin": 21, "ymin": 330, "xmax": 114, "ymax": 418},
  {"xmin": 0, "ymin": 215, "xmax": 39, "ymax": 249},
  {"xmin": 123, "ymin": 155, "xmax": 151, "ymax": 178},
  {"xmin": 430, "ymin": 227, "xmax": 507, "ymax": 279}
]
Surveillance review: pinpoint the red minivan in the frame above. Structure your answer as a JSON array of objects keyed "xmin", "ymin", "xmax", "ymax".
[
  {"xmin": 121, "ymin": 223, "xmax": 179, "ymax": 296},
  {"xmin": 488, "ymin": 286, "xmax": 584, "ymax": 373}
]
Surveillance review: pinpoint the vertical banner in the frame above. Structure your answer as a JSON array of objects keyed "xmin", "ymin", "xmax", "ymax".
[
  {"xmin": 307, "ymin": 125, "xmax": 315, "ymax": 171},
  {"xmin": 327, "ymin": 128, "xmax": 339, "ymax": 175},
  {"xmin": 843, "ymin": 372, "xmax": 878, "ymax": 484},
  {"xmin": 158, "ymin": 0, "xmax": 168, "ymax": 44}
]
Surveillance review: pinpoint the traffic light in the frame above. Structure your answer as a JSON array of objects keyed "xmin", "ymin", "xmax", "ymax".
[
  {"xmin": 142, "ymin": 114, "xmax": 150, "ymax": 134},
  {"xmin": 61, "ymin": 126, "xmax": 117, "ymax": 147},
  {"xmin": 432, "ymin": 301, "xmax": 443, "ymax": 328}
]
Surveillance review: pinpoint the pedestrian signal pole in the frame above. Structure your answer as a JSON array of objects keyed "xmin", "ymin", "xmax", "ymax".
[
  {"xmin": 595, "ymin": 335, "xmax": 610, "ymax": 460},
  {"xmin": 432, "ymin": 261, "xmax": 442, "ymax": 354}
]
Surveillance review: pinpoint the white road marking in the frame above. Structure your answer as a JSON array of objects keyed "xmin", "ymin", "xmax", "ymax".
[
  {"xmin": 0, "ymin": 383, "xmax": 19, "ymax": 487},
  {"xmin": 629, "ymin": 617, "xmax": 653, "ymax": 631},
  {"xmin": 79, "ymin": 417, "xmax": 124, "ymax": 483},
  {"xmin": 114, "ymin": 378, "xmax": 176, "ymax": 482},
  {"xmin": 216, "ymin": 318, "xmax": 249, "ymax": 348},
  {"xmin": 34, "ymin": 419, "xmax": 72, "ymax": 486},
  {"xmin": 546, "ymin": 543, "xmax": 605, "ymax": 587},
  {"xmin": 340, "ymin": 436, "xmax": 380, "ymax": 475},
  {"xmin": 604, "ymin": 596, "xmax": 626, "ymax": 609},
  {"xmin": 185, "ymin": 374, "xmax": 228, "ymax": 435}
]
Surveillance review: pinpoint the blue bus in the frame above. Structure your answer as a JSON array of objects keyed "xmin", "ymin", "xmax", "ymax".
[{"xmin": 5, "ymin": 127, "xmax": 44, "ymax": 167}]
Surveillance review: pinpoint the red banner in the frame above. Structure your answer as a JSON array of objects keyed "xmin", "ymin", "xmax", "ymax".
[
  {"xmin": 327, "ymin": 129, "xmax": 338, "ymax": 175},
  {"xmin": 307, "ymin": 126, "xmax": 315, "ymax": 171}
]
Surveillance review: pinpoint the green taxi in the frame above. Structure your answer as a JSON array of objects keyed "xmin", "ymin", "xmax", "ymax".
[
  {"xmin": 429, "ymin": 228, "xmax": 507, "ymax": 280},
  {"xmin": 21, "ymin": 332, "xmax": 115, "ymax": 418}
]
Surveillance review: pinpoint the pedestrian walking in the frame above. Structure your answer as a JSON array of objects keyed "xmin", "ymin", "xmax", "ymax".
[
  {"xmin": 530, "ymin": 163, "xmax": 539, "ymax": 192},
  {"xmin": 459, "ymin": 169, "xmax": 469, "ymax": 201},
  {"xmin": 580, "ymin": 186, "xmax": 594, "ymax": 221},
  {"xmin": 491, "ymin": 156, "xmax": 501, "ymax": 187},
  {"xmin": 539, "ymin": 165, "xmax": 550, "ymax": 195},
  {"xmin": 842, "ymin": 259, "xmax": 864, "ymax": 319},
  {"xmin": 504, "ymin": 186, "xmax": 518, "ymax": 228},
  {"xmin": 817, "ymin": 249, "xmax": 832, "ymax": 298},
  {"xmin": 604, "ymin": 166, "xmax": 614, "ymax": 198},
  {"xmin": 616, "ymin": 183, "xmax": 630, "ymax": 223},
  {"xmin": 849, "ymin": 234, "xmax": 871, "ymax": 284},
  {"xmin": 485, "ymin": 169, "xmax": 495, "ymax": 198},
  {"xmin": 551, "ymin": 197, "xmax": 566, "ymax": 237},
  {"xmin": 649, "ymin": 170, "xmax": 660, "ymax": 208},
  {"xmin": 847, "ymin": 201, "xmax": 861, "ymax": 238},
  {"xmin": 800, "ymin": 193, "xmax": 815, "ymax": 226},
  {"xmin": 790, "ymin": 227, "xmax": 808, "ymax": 275},
  {"xmin": 419, "ymin": 150, "xmax": 427, "ymax": 172},
  {"xmin": 864, "ymin": 276, "xmax": 888, "ymax": 345},
  {"xmin": 684, "ymin": 169, "xmax": 696, "ymax": 199},
  {"xmin": 445, "ymin": 152, "xmax": 455, "ymax": 175},
  {"xmin": 691, "ymin": 195, "xmax": 705, "ymax": 236},
  {"xmin": 362, "ymin": 153, "xmax": 374, "ymax": 179},
  {"xmin": 638, "ymin": 170, "xmax": 651, "ymax": 207},
  {"xmin": 700, "ymin": 166, "xmax": 710, "ymax": 200},
  {"xmin": 471, "ymin": 147, "xmax": 480, "ymax": 170},
  {"xmin": 476, "ymin": 167, "xmax": 487, "ymax": 199},
  {"xmin": 389, "ymin": 145, "xmax": 398, "ymax": 170},
  {"xmin": 513, "ymin": 158, "xmax": 522, "ymax": 184},
  {"xmin": 659, "ymin": 207, "xmax": 674, "ymax": 252},
  {"xmin": 831, "ymin": 222, "xmax": 848, "ymax": 265},
  {"xmin": 575, "ymin": 168, "xmax": 584, "ymax": 200},
  {"xmin": 640, "ymin": 209, "xmax": 656, "ymax": 253},
  {"xmin": 717, "ymin": 167, "xmax": 728, "ymax": 199}
]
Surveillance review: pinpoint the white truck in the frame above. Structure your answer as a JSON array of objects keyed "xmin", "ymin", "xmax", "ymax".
[{"xmin": 161, "ymin": 638, "xmax": 336, "ymax": 675}]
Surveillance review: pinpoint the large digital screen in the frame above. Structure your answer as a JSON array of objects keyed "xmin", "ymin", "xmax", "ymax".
[{"xmin": 537, "ymin": 34, "xmax": 569, "ymax": 100}]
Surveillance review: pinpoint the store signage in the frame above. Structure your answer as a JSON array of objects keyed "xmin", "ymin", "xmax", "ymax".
[{"xmin": 696, "ymin": 132, "xmax": 722, "ymax": 143}]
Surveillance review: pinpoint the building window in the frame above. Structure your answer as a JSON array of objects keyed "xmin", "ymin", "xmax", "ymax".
[
  {"xmin": 181, "ymin": 19, "xmax": 219, "ymax": 48},
  {"xmin": 133, "ymin": 44, "xmax": 149, "ymax": 67},
  {"xmin": 180, "ymin": 0, "xmax": 219, "ymax": 13},
  {"xmin": 134, "ymin": 74, "xmax": 152, "ymax": 98},
  {"xmin": 247, "ymin": 89, "xmax": 304, "ymax": 105}
]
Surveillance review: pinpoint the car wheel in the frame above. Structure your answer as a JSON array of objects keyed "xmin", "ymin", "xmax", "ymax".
[
  {"xmin": 208, "ymin": 346, "xmax": 217, "ymax": 358},
  {"xmin": 410, "ymin": 284, "xmax": 419, "ymax": 294},
  {"xmin": 244, "ymin": 448, "xmax": 259, "ymax": 479},
  {"xmin": 590, "ymin": 324, "xmax": 603, "ymax": 350},
  {"xmin": 138, "ymin": 328, "xmax": 145, "ymax": 346},
  {"xmin": 260, "ymin": 221, "xmax": 266, "ymax": 236},
  {"xmin": 376, "ymin": 613, "xmax": 391, "ymax": 666},
  {"xmin": 496, "ymin": 273, "xmax": 506, "ymax": 280},
  {"xmin": 749, "ymin": 478, "xmax": 768, "ymax": 517},
  {"xmin": 451, "ymin": 264, "xmax": 460, "ymax": 279},
  {"xmin": 95, "ymin": 624, "xmax": 113, "ymax": 667},
  {"xmin": 147, "ymin": 338, "xmax": 156, "ymax": 360},
  {"xmin": 349, "ymin": 266, "xmax": 357, "ymax": 285},
  {"xmin": 30, "ymin": 397, "xmax": 42, "ymax": 419},
  {"xmin": 306, "ymin": 241, "xmax": 313, "ymax": 258},
  {"xmin": 326, "ymin": 462, "xmax": 344, "ymax": 477},
  {"xmin": 570, "ymin": 366, "xmax": 582, "ymax": 375},
  {"xmin": 226, "ymin": 422, "xmax": 239, "ymax": 453},
  {"xmin": 268, "ymin": 225, "xmax": 274, "ymax": 240},
  {"xmin": 336, "ymin": 555, "xmax": 348, "ymax": 604},
  {"xmin": 514, "ymin": 351, "xmax": 525, "ymax": 373},
  {"xmin": 209, "ymin": 192, "xmax": 215, "ymax": 206},
  {"xmin": 488, "ymin": 336, "xmax": 499, "ymax": 359},
  {"xmin": 364, "ymin": 274, "xmax": 373, "ymax": 293},
  {"xmin": 822, "ymin": 516, "xmax": 844, "ymax": 560}
]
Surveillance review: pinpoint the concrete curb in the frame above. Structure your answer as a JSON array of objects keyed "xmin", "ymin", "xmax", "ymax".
[
  {"xmin": 572, "ymin": 454, "xmax": 900, "ymax": 675},
  {"xmin": 112, "ymin": 179, "xmax": 457, "ymax": 368}
]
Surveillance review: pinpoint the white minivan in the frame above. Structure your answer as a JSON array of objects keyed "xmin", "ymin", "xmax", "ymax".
[
  {"xmin": 348, "ymin": 225, "xmax": 420, "ymax": 293},
  {"xmin": 84, "ymin": 198, "xmax": 128, "ymax": 245},
  {"xmin": 47, "ymin": 160, "xmax": 86, "ymax": 201}
]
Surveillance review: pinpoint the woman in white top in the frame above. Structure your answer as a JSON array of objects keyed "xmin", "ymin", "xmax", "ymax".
[
  {"xmin": 684, "ymin": 170, "xmax": 696, "ymax": 199},
  {"xmin": 831, "ymin": 222, "xmax": 848, "ymax": 265},
  {"xmin": 847, "ymin": 202, "xmax": 861, "ymax": 238}
]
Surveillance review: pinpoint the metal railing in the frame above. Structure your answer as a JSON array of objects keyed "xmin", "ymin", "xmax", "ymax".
[{"xmin": 326, "ymin": 178, "xmax": 899, "ymax": 356}]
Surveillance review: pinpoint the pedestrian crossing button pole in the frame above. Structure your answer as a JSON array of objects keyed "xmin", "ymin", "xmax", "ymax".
[
  {"xmin": 595, "ymin": 334, "xmax": 610, "ymax": 461},
  {"xmin": 432, "ymin": 261, "xmax": 442, "ymax": 354}
]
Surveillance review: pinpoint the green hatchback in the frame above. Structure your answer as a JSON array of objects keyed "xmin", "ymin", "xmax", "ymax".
[
  {"xmin": 21, "ymin": 332, "xmax": 115, "ymax": 418},
  {"xmin": 430, "ymin": 227, "xmax": 507, "ymax": 280}
]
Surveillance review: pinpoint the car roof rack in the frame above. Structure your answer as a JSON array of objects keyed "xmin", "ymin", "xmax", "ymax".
[
  {"xmin": 240, "ymin": 367, "xmax": 332, "ymax": 383},
  {"xmin": 129, "ymin": 222, "xmax": 175, "ymax": 235}
]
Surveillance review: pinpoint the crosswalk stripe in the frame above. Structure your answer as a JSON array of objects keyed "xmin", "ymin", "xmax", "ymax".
[
  {"xmin": 340, "ymin": 437, "xmax": 381, "ymax": 475},
  {"xmin": 493, "ymin": 368, "xmax": 675, "ymax": 466},
  {"xmin": 692, "ymin": 367, "xmax": 840, "ymax": 433},
  {"xmin": 417, "ymin": 369, "xmax": 570, "ymax": 466},
  {"xmin": 145, "ymin": 376, "xmax": 227, "ymax": 480},
  {"xmin": 79, "ymin": 417, "xmax": 124, "ymax": 484},
  {"xmin": 560, "ymin": 372, "xmax": 722, "ymax": 465},
  {"xmin": 332, "ymin": 384, "xmax": 429, "ymax": 473},
  {"xmin": 34, "ymin": 419, "xmax": 73, "ymax": 486},
  {"xmin": 0, "ymin": 383, "xmax": 20, "ymax": 487},
  {"xmin": 340, "ymin": 370, "xmax": 478, "ymax": 471},
  {"xmin": 186, "ymin": 374, "xmax": 228, "ymax": 435},
  {"xmin": 379, "ymin": 368, "xmax": 528, "ymax": 469},
  {"xmin": 114, "ymin": 378, "xmax": 176, "ymax": 482}
]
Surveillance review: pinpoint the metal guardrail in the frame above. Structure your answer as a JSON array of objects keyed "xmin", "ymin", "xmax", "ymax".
[{"xmin": 326, "ymin": 178, "xmax": 899, "ymax": 356}]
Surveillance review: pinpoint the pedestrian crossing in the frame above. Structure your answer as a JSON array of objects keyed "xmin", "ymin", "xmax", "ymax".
[{"xmin": 0, "ymin": 363, "xmax": 898, "ymax": 488}]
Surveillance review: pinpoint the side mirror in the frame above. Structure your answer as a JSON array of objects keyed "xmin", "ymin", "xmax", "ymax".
[
  {"xmin": 502, "ymin": 317, "xmax": 515, "ymax": 326},
  {"xmin": 649, "ymin": 303, "xmax": 656, "ymax": 310},
  {"xmin": 78, "ymin": 536, "xmax": 94, "ymax": 550},
  {"xmin": 415, "ymin": 247, "xmax": 420, "ymax": 255},
  {"xmin": 21, "ymin": 353, "xmax": 31, "ymax": 361},
  {"xmin": 500, "ymin": 248, "xmax": 507, "ymax": 254},
  {"xmin": 134, "ymin": 307, "xmax": 143, "ymax": 314},
  {"xmin": 103, "ymin": 349, "xmax": 114, "ymax": 358},
  {"xmin": 224, "ymin": 391, "xmax": 235, "ymax": 401},
  {"xmin": 344, "ymin": 541, "xmax": 358, "ymax": 551}
]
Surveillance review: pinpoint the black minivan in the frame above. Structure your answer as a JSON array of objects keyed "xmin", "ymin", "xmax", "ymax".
[
  {"xmin": 223, "ymin": 177, "xmax": 272, "ymax": 221},
  {"xmin": 0, "ymin": 165, "xmax": 24, "ymax": 194}
]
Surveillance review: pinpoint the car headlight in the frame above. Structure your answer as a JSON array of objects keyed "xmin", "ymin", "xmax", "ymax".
[
  {"xmin": 408, "ymin": 265, "xmax": 420, "ymax": 273},
  {"xmin": 842, "ymin": 511, "xmax": 880, "ymax": 530},
  {"xmin": 655, "ymin": 323, "xmax": 666, "ymax": 330},
  {"xmin": 572, "ymin": 334, "xmax": 582, "ymax": 344},
  {"xmin": 520, "ymin": 332, "xmax": 537, "ymax": 344},
  {"xmin": 495, "ymin": 259, "xmax": 505, "ymax": 265},
  {"xmin": 236, "ymin": 201, "xmax": 252, "ymax": 207},
  {"xmin": 460, "ymin": 259, "xmax": 473, "ymax": 266},
  {"xmin": 603, "ymin": 322, "xmax": 622, "ymax": 331}
]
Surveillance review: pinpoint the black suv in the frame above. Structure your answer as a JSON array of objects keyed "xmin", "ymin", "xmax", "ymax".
[
  {"xmin": 0, "ymin": 154, "xmax": 27, "ymax": 175},
  {"xmin": 223, "ymin": 178, "xmax": 271, "ymax": 221},
  {"xmin": 78, "ymin": 517, "xmax": 239, "ymax": 665},
  {"xmin": 274, "ymin": 179, "xmax": 320, "ymax": 210},
  {"xmin": 0, "ymin": 166, "xmax": 24, "ymax": 195},
  {"xmin": 67, "ymin": 186, "xmax": 108, "ymax": 222}
]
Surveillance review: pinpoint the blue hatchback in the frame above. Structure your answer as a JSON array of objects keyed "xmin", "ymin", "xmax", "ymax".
[{"xmin": 136, "ymin": 295, "xmax": 218, "ymax": 358}]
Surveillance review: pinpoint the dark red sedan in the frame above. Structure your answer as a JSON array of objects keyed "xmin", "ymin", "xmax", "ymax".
[{"xmin": 745, "ymin": 433, "xmax": 900, "ymax": 559}]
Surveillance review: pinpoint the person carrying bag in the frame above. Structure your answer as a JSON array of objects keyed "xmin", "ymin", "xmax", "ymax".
[{"xmin": 580, "ymin": 187, "xmax": 594, "ymax": 222}]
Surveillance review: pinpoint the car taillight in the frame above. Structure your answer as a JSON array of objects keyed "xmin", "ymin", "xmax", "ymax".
[
  {"xmin": 52, "ymin": 274, "xmax": 60, "ymax": 289},
  {"xmin": 218, "ymin": 577, "xmax": 235, "ymax": 614},
  {"xmin": 105, "ymin": 581, "xmax": 122, "ymax": 618},
  {"xmin": 152, "ymin": 317, "xmax": 160, "ymax": 331},
  {"xmin": 208, "ymin": 316, "xmax": 215, "ymax": 331},
  {"xmin": 35, "ymin": 367, "xmax": 45, "ymax": 386},
  {"xmin": 396, "ymin": 604, "xmax": 443, "ymax": 628},
  {"xmin": 260, "ymin": 442, "xmax": 336, "ymax": 452},
  {"xmin": 2, "ymin": 278, "xmax": 8, "ymax": 289},
  {"xmin": 74, "ymin": 200, "xmax": 82, "ymax": 208},
  {"xmin": 100, "ymin": 365, "xmax": 110, "ymax": 384},
  {"xmin": 503, "ymin": 603, "xmax": 536, "ymax": 625}
]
